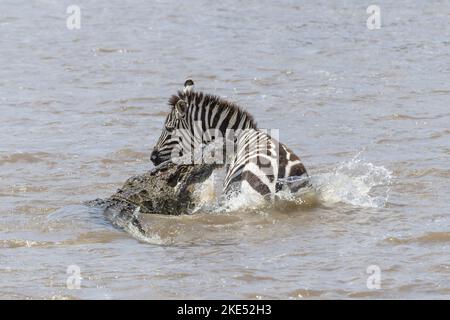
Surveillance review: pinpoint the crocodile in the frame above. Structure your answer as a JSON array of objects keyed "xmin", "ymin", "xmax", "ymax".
[{"xmin": 86, "ymin": 163, "xmax": 218, "ymax": 232}]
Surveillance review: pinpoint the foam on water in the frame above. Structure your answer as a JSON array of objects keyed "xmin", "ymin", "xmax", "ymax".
[
  {"xmin": 195, "ymin": 156, "xmax": 393, "ymax": 212},
  {"xmin": 311, "ymin": 157, "xmax": 393, "ymax": 208},
  {"xmin": 96, "ymin": 155, "xmax": 393, "ymax": 245}
]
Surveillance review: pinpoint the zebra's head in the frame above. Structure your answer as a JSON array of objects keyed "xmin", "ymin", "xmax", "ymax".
[
  {"xmin": 150, "ymin": 97, "xmax": 188, "ymax": 166},
  {"xmin": 151, "ymin": 79, "xmax": 257, "ymax": 167}
]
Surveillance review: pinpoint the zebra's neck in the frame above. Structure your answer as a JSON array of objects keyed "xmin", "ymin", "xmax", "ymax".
[
  {"xmin": 171, "ymin": 91, "xmax": 257, "ymax": 137},
  {"xmin": 168, "ymin": 91, "xmax": 259, "ymax": 165}
]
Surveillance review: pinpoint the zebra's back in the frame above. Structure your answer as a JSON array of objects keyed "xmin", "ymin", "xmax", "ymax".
[{"xmin": 223, "ymin": 128, "xmax": 309, "ymax": 197}]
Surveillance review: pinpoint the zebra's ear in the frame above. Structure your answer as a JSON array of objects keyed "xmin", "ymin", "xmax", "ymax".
[{"xmin": 174, "ymin": 100, "xmax": 187, "ymax": 119}]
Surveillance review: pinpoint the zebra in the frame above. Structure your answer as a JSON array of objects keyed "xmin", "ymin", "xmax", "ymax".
[{"xmin": 150, "ymin": 80, "xmax": 309, "ymax": 198}]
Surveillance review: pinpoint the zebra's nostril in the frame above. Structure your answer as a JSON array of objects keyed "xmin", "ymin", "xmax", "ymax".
[{"xmin": 150, "ymin": 151, "xmax": 163, "ymax": 166}]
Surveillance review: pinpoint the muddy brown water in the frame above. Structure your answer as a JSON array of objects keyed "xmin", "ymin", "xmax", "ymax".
[{"xmin": 0, "ymin": 1, "xmax": 449, "ymax": 299}]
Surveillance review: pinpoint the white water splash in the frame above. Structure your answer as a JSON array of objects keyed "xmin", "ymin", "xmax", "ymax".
[
  {"xmin": 311, "ymin": 157, "xmax": 393, "ymax": 208},
  {"xmin": 182, "ymin": 156, "xmax": 393, "ymax": 214},
  {"xmin": 192, "ymin": 171, "xmax": 315, "ymax": 213}
]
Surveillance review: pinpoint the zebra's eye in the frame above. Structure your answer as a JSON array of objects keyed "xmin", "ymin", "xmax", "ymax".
[{"xmin": 165, "ymin": 124, "xmax": 175, "ymax": 132}]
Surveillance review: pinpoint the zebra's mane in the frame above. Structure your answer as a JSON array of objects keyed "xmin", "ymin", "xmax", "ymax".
[{"xmin": 168, "ymin": 91, "xmax": 257, "ymax": 129}]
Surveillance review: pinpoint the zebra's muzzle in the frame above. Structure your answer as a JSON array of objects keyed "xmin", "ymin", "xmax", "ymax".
[{"xmin": 150, "ymin": 150, "xmax": 163, "ymax": 166}]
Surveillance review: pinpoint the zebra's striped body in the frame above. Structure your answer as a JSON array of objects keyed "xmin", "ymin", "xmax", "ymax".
[
  {"xmin": 223, "ymin": 129, "xmax": 308, "ymax": 195},
  {"xmin": 150, "ymin": 81, "xmax": 308, "ymax": 197}
]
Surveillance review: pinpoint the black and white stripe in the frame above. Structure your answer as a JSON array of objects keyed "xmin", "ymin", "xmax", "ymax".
[
  {"xmin": 223, "ymin": 129, "xmax": 308, "ymax": 196},
  {"xmin": 151, "ymin": 81, "xmax": 308, "ymax": 197}
]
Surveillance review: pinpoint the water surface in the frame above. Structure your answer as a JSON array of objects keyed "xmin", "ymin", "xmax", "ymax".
[{"xmin": 0, "ymin": 0, "xmax": 449, "ymax": 299}]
